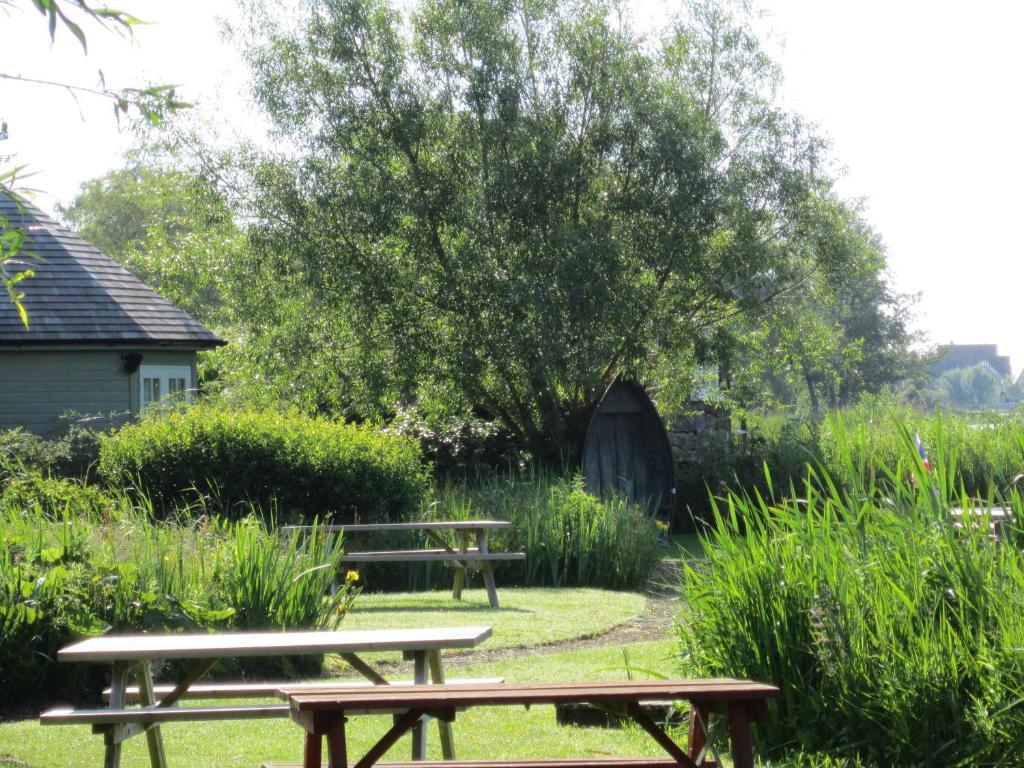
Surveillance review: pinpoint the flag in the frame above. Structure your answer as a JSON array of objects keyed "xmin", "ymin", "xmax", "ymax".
[{"xmin": 915, "ymin": 433, "xmax": 931, "ymax": 471}]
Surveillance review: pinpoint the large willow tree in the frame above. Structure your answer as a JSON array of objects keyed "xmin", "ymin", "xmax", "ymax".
[{"xmin": 239, "ymin": 0, "xmax": 833, "ymax": 457}]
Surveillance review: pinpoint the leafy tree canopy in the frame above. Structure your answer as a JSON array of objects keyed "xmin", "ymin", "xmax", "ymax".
[{"xmin": 234, "ymin": 0, "xmax": 874, "ymax": 457}]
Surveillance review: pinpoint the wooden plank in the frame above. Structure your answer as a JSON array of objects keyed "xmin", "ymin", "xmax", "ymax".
[
  {"xmin": 284, "ymin": 680, "xmax": 779, "ymax": 712},
  {"xmin": 104, "ymin": 662, "xmax": 128, "ymax": 768},
  {"xmin": 411, "ymin": 652, "xmax": 428, "ymax": 761},
  {"xmin": 58, "ymin": 626, "xmax": 494, "ymax": 662},
  {"xmin": 339, "ymin": 653, "xmax": 389, "ymax": 686},
  {"xmin": 283, "ymin": 521, "xmax": 513, "ymax": 533},
  {"xmin": 107, "ymin": 678, "xmax": 505, "ymax": 702},
  {"xmin": 42, "ymin": 705, "xmax": 291, "ymax": 725},
  {"xmin": 265, "ymin": 762, "xmax": 682, "ymax": 768},
  {"xmin": 340, "ymin": 551, "xmax": 525, "ymax": 563},
  {"xmin": 727, "ymin": 702, "xmax": 754, "ymax": 768},
  {"xmin": 428, "ymin": 650, "xmax": 456, "ymax": 761}
]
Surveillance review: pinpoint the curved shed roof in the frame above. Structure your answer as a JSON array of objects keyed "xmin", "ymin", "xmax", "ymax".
[{"xmin": 0, "ymin": 194, "xmax": 224, "ymax": 348}]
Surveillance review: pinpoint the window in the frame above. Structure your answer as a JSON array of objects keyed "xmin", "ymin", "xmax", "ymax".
[{"xmin": 139, "ymin": 365, "xmax": 193, "ymax": 409}]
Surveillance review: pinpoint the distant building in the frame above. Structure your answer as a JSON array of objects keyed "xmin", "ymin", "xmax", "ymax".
[
  {"xmin": 0, "ymin": 195, "xmax": 224, "ymax": 433},
  {"xmin": 931, "ymin": 344, "xmax": 1012, "ymax": 379}
]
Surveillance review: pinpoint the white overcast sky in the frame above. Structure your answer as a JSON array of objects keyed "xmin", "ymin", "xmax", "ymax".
[{"xmin": 1, "ymin": 1, "xmax": 1020, "ymax": 374}]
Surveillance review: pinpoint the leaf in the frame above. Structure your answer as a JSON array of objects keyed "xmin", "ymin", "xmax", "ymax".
[{"xmin": 62, "ymin": 17, "xmax": 88, "ymax": 52}]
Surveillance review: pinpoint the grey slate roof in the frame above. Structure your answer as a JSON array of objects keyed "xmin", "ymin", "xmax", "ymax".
[{"xmin": 0, "ymin": 194, "xmax": 224, "ymax": 347}]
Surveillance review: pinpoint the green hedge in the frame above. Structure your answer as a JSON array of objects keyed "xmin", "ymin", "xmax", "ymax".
[{"xmin": 98, "ymin": 407, "xmax": 428, "ymax": 521}]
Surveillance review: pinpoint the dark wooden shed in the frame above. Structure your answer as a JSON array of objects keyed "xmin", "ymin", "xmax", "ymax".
[{"xmin": 582, "ymin": 379, "xmax": 675, "ymax": 515}]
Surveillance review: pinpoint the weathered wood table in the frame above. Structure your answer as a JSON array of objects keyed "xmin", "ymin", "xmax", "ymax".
[
  {"xmin": 275, "ymin": 679, "xmax": 779, "ymax": 768},
  {"xmin": 40, "ymin": 626, "xmax": 493, "ymax": 768},
  {"xmin": 284, "ymin": 521, "xmax": 525, "ymax": 608}
]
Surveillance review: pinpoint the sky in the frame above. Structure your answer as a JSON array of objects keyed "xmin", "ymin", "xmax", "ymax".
[{"xmin": 1, "ymin": 0, "xmax": 1021, "ymax": 375}]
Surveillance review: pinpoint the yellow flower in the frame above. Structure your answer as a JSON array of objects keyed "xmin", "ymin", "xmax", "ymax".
[{"xmin": 345, "ymin": 570, "xmax": 360, "ymax": 583}]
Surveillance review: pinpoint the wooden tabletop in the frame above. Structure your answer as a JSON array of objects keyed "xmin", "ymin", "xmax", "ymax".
[
  {"xmin": 58, "ymin": 626, "xmax": 493, "ymax": 663},
  {"xmin": 281, "ymin": 679, "xmax": 780, "ymax": 711},
  {"xmin": 282, "ymin": 521, "xmax": 512, "ymax": 533}
]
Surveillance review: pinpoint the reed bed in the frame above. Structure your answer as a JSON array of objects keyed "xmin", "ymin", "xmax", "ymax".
[{"xmin": 678, "ymin": 423, "xmax": 1024, "ymax": 766}]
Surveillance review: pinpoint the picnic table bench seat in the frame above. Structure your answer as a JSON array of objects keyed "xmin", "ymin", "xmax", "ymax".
[
  {"xmin": 266, "ymin": 760, "xmax": 685, "ymax": 768},
  {"xmin": 279, "ymin": 679, "xmax": 779, "ymax": 768},
  {"xmin": 341, "ymin": 549, "xmax": 525, "ymax": 563},
  {"xmin": 104, "ymin": 677, "xmax": 505, "ymax": 702}
]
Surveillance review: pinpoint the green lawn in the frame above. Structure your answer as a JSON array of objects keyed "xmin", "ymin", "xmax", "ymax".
[
  {"xmin": 0, "ymin": 639, "xmax": 681, "ymax": 768},
  {"xmin": 338, "ymin": 587, "xmax": 647, "ymax": 658},
  {"xmin": 0, "ymin": 588, "xmax": 671, "ymax": 768}
]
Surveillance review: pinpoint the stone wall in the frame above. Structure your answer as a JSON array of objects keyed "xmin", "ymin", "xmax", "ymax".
[{"xmin": 669, "ymin": 401, "xmax": 731, "ymax": 463}]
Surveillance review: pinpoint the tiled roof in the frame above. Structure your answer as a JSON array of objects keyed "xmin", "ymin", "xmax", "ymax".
[{"xmin": 0, "ymin": 194, "xmax": 224, "ymax": 347}]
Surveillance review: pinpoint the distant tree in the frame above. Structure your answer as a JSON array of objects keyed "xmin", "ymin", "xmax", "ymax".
[
  {"xmin": 935, "ymin": 364, "xmax": 1005, "ymax": 411},
  {"xmin": 59, "ymin": 166, "xmax": 240, "ymax": 324}
]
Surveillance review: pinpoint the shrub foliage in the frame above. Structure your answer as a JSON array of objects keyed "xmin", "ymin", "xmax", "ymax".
[
  {"xmin": 0, "ymin": 474, "xmax": 356, "ymax": 714},
  {"xmin": 98, "ymin": 406, "xmax": 428, "ymax": 521}
]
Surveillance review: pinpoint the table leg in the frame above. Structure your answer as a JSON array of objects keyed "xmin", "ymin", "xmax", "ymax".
[
  {"xmin": 103, "ymin": 663, "xmax": 128, "ymax": 768},
  {"xmin": 625, "ymin": 702, "xmax": 698, "ymax": 768},
  {"xmin": 134, "ymin": 662, "xmax": 168, "ymax": 768},
  {"xmin": 687, "ymin": 703, "xmax": 711, "ymax": 765},
  {"xmin": 427, "ymin": 649, "xmax": 455, "ymax": 760},
  {"xmin": 410, "ymin": 651, "xmax": 428, "ymax": 760},
  {"xmin": 476, "ymin": 530, "xmax": 500, "ymax": 608},
  {"xmin": 727, "ymin": 702, "xmax": 755, "ymax": 768},
  {"xmin": 341, "ymin": 652, "xmax": 390, "ymax": 685},
  {"xmin": 304, "ymin": 731, "xmax": 322, "ymax": 768},
  {"xmin": 326, "ymin": 714, "xmax": 348, "ymax": 768},
  {"xmin": 452, "ymin": 531, "xmax": 470, "ymax": 600}
]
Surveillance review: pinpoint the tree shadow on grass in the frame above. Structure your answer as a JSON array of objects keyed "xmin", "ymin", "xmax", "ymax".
[{"xmin": 351, "ymin": 603, "xmax": 532, "ymax": 614}]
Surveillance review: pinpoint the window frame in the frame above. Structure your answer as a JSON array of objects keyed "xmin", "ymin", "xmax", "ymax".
[{"xmin": 139, "ymin": 364, "xmax": 194, "ymax": 409}]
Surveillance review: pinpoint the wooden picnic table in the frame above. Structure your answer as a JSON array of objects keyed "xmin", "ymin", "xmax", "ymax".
[
  {"xmin": 283, "ymin": 521, "xmax": 525, "ymax": 608},
  {"xmin": 41, "ymin": 626, "xmax": 493, "ymax": 768},
  {"xmin": 275, "ymin": 679, "xmax": 780, "ymax": 768}
]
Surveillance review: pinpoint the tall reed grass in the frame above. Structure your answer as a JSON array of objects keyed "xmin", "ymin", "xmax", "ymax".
[
  {"xmin": 429, "ymin": 472, "xmax": 664, "ymax": 590},
  {"xmin": 678, "ymin": 421, "xmax": 1024, "ymax": 766}
]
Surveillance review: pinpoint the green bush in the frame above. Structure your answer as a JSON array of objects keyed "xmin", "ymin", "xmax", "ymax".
[
  {"xmin": 1, "ymin": 473, "xmax": 115, "ymax": 519},
  {"xmin": 98, "ymin": 406, "xmax": 429, "ymax": 521},
  {"xmin": 0, "ymin": 422, "xmax": 104, "ymax": 480},
  {"xmin": 678, "ymin": 429, "xmax": 1024, "ymax": 766},
  {"xmin": 674, "ymin": 418, "xmax": 821, "ymax": 530},
  {"xmin": 0, "ymin": 474, "xmax": 357, "ymax": 714},
  {"xmin": 676, "ymin": 405, "xmax": 1024, "ymax": 531}
]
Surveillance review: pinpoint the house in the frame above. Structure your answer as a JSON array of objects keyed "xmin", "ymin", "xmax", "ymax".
[
  {"xmin": 931, "ymin": 344, "xmax": 1012, "ymax": 379},
  {"xmin": 0, "ymin": 194, "xmax": 224, "ymax": 433}
]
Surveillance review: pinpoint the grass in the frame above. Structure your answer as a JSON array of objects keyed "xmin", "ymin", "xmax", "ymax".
[
  {"xmin": 335, "ymin": 588, "xmax": 648, "ymax": 663},
  {"xmin": 668, "ymin": 533, "xmax": 704, "ymax": 562},
  {"xmin": 0, "ymin": 629, "xmax": 678, "ymax": 767},
  {"xmin": 679, "ymin": 423, "xmax": 1024, "ymax": 766}
]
